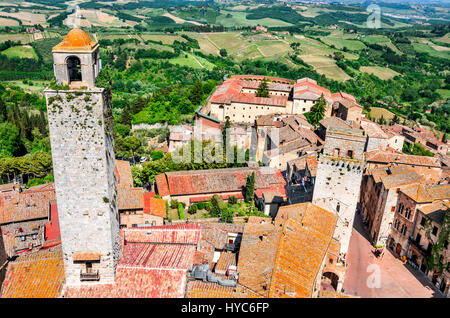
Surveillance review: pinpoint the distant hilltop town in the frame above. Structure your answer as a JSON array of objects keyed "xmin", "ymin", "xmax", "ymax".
[{"xmin": 0, "ymin": 28, "xmax": 448, "ymax": 299}]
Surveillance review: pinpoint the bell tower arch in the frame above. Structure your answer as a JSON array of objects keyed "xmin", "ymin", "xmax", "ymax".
[{"xmin": 52, "ymin": 27, "xmax": 101, "ymax": 88}]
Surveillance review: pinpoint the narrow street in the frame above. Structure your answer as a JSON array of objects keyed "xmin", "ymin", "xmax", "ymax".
[{"xmin": 343, "ymin": 211, "xmax": 443, "ymax": 298}]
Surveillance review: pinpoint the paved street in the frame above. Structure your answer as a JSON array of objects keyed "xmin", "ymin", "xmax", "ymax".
[{"xmin": 343, "ymin": 211, "xmax": 443, "ymax": 298}]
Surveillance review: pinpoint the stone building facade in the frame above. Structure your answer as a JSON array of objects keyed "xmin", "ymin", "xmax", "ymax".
[
  {"xmin": 360, "ymin": 166, "xmax": 424, "ymax": 247},
  {"xmin": 200, "ymin": 76, "xmax": 360, "ymax": 125},
  {"xmin": 0, "ymin": 183, "xmax": 56, "ymax": 257},
  {"xmin": 313, "ymin": 127, "xmax": 366, "ymax": 260},
  {"xmin": 407, "ymin": 201, "xmax": 449, "ymax": 297},
  {"xmin": 388, "ymin": 184, "xmax": 449, "ymax": 267},
  {"xmin": 44, "ymin": 28, "xmax": 120, "ymax": 286}
]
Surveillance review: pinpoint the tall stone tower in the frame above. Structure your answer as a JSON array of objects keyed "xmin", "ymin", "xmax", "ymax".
[
  {"xmin": 313, "ymin": 127, "xmax": 366, "ymax": 262},
  {"xmin": 44, "ymin": 27, "xmax": 120, "ymax": 286}
]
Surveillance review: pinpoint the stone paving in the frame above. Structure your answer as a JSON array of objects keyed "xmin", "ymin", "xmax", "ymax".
[{"xmin": 343, "ymin": 211, "xmax": 444, "ymax": 298}]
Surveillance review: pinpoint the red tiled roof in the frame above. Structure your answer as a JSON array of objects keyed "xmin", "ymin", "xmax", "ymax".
[
  {"xmin": 305, "ymin": 155, "xmax": 318, "ymax": 177},
  {"xmin": 365, "ymin": 150, "xmax": 441, "ymax": 167},
  {"xmin": 331, "ymin": 92, "xmax": 356, "ymax": 102},
  {"xmin": 44, "ymin": 203, "xmax": 60, "ymax": 242},
  {"xmin": 117, "ymin": 186, "xmax": 143, "ymax": 210},
  {"xmin": 156, "ymin": 167, "xmax": 286, "ymax": 198},
  {"xmin": 155, "ymin": 174, "xmax": 170, "ymax": 197},
  {"xmin": 0, "ymin": 185, "xmax": 55, "ymax": 224},
  {"xmin": 360, "ymin": 119, "xmax": 388, "ymax": 139},
  {"xmin": 64, "ymin": 224, "xmax": 201, "ymax": 298},
  {"xmin": 238, "ymin": 203, "xmax": 337, "ymax": 298},
  {"xmin": 1, "ymin": 246, "xmax": 64, "ymax": 298},
  {"xmin": 400, "ymin": 184, "xmax": 450, "ymax": 203},
  {"xmin": 294, "ymin": 78, "xmax": 331, "ymax": 100},
  {"xmin": 120, "ymin": 243, "xmax": 195, "ymax": 269},
  {"xmin": 144, "ymin": 196, "xmax": 166, "ymax": 218},
  {"xmin": 186, "ymin": 280, "xmax": 262, "ymax": 298},
  {"xmin": 73, "ymin": 252, "xmax": 101, "ymax": 261},
  {"xmin": 123, "ymin": 224, "xmax": 201, "ymax": 245},
  {"xmin": 115, "ymin": 160, "xmax": 133, "ymax": 187},
  {"xmin": 320, "ymin": 117, "xmax": 352, "ymax": 129},
  {"xmin": 63, "ymin": 267, "xmax": 187, "ymax": 298},
  {"xmin": 208, "ymin": 78, "xmax": 289, "ymax": 107}
]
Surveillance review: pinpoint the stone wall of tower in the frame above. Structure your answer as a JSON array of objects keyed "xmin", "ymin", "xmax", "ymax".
[
  {"xmin": 313, "ymin": 156, "xmax": 364, "ymax": 258},
  {"xmin": 44, "ymin": 88, "xmax": 120, "ymax": 286}
]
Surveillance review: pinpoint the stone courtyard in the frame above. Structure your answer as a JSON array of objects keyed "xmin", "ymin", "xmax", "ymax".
[{"xmin": 343, "ymin": 211, "xmax": 444, "ymax": 298}]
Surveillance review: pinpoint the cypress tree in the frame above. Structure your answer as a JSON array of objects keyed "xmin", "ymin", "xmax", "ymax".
[
  {"xmin": 256, "ymin": 78, "xmax": 269, "ymax": 98},
  {"xmin": 0, "ymin": 97, "xmax": 6, "ymax": 122},
  {"xmin": 245, "ymin": 172, "xmax": 256, "ymax": 203},
  {"xmin": 309, "ymin": 93, "xmax": 326, "ymax": 127}
]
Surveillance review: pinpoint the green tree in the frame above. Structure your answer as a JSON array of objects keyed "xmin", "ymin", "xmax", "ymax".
[
  {"xmin": 0, "ymin": 97, "xmax": 6, "ymax": 122},
  {"xmin": 120, "ymin": 106, "xmax": 132, "ymax": 126},
  {"xmin": 114, "ymin": 123, "xmax": 131, "ymax": 137},
  {"xmin": 256, "ymin": 78, "xmax": 269, "ymax": 98},
  {"xmin": 220, "ymin": 206, "xmax": 234, "ymax": 223},
  {"xmin": 123, "ymin": 135, "xmax": 142, "ymax": 164},
  {"xmin": 222, "ymin": 118, "xmax": 231, "ymax": 145},
  {"xmin": 219, "ymin": 48, "xmax": 228, "ymax": 57},
  {"xmin": 0, "ymin": 122, "xmax": 21, "ymax": 158},
  {"xmin": 378, "ymin": 115, "xmax": 386, "ymax": 125},
  {"xmin": 308, "ymin": 94, "xmax": 327, "ymax": 127},
  {"xmin": 228, "ymin": 195, "xmax": 237, "ymax": 205},
  {"xmin": 189, "ymin": 80, "xmax": 204, "ymax": 106},
  {"xmin": 245, "ymin": 172, "xmax": 256, "ymax": 203},
  {"xmin": 211, "ymin": 194, "xmax": 225, "ymax": 217},
  {"xmin": 390, "ymin": 114, "xmax": 400, "ymax": 125},
  {"xmin": 178, "ymin": 203, "xmax": 185, "ymax": 220}
]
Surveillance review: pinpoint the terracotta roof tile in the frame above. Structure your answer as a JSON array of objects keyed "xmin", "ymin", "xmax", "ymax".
[
  {"xmin": 186, "ymin": 281, "xmax": 262, "ymax": 298},
  {"xmin": 156, "ymin": 167, "xmax": 286, "ymax": 198},
  {"xmin": 117, "ymin": 186, "xmax": 143, "ymax": 211},
  {"xmin": 53, "ymin": 27, "xmax": 98, "ymax": 52},
  {"xmin": 417, "ymin": 201, "xmax": 449, "ymax": 225},
  {"xmin": 320, "ymin": 117, "xmax": 352, "ymax": 130},
  {"xmin": 1, "ymin": 246, "xmax": 64, "ymax": 298},
  {"xmin": 116, "ymin": 160, "xmax": 133, "ymax": 187},
  {"xmin": 365, "ymin": 149, "xmax": 441, "ymax": 167},
  {"xmin": 238, "ymin": 203, "xmax": 336, "ymax": 298},
  {"xmin": 401, "ymin": 184, "xmax": 450, "ymax": 203},
  {"xmin": 64, "ymin": 225, "xmax": 201, "ymax": 298},
  {"xmin": 0, "ymin": 185, "xmax": 55, "ymax": 224},
  {"xmin": 144, "ymin": 195, "xmax": 166, "ymax": 218},
  {"xmin": 215, "ymin": 252, "xmax": 237, "ymax": 275}
]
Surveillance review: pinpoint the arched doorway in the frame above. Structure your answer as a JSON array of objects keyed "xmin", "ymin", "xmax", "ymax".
[
  {"xmin": 67, "ymin": 56, "xmax": 82, "ymax": 83},
  {"xmin": 322, "ymin": 272, "xmax": 339, "ymax": 291},
  {"xmin": 395, "ymin": 243, "xmax": 402, "ymax": 256},
  {"xmin": 410, "ymin": 254, "xmax": 418, "ymax": 265}
]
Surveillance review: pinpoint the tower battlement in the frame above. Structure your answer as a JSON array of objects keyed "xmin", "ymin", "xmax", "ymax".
[{"xmin": 318, "ymin": 154, "xmax": 365, "ymax": 171}]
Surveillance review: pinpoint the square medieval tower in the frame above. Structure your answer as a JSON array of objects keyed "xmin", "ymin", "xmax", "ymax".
[
  {"xmin": 313, "ymin": 127, "xmax": 366, "ymax": 263},
  {"xmin": 44, "ymin": 27, "xmax": 120, "ymax": 286}
]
